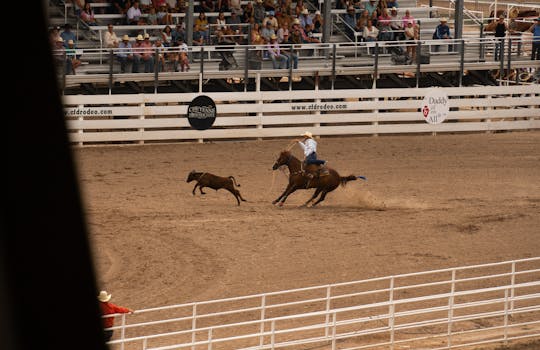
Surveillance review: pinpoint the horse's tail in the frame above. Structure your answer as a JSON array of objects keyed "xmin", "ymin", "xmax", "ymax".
[
  {"xmin": 340, "ymin": 175, "xmax": 358, "ymax": 187},
  {"xmin": 229, "ymin": 176, "xmax": 241, "ymax": 187}
]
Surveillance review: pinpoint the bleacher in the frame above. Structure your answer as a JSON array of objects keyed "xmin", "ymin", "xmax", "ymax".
[{"xmin": 49, "ymin": 0, "xmax": 539, "ymax": 91}]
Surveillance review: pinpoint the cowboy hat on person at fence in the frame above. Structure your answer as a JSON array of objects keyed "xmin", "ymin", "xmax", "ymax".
[
  {"xmin": 98, "ymin": 290, "xmax": 112, "ymax": 302},
  {"xmin": 301, "ymin": 131, "xmax": 313, "ymax": 138}
]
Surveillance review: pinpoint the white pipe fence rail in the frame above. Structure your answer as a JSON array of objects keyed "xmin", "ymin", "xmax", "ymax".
[
  {"xmin": 62, "ymin": 85, "xmax": 540, "ymax": 145},
  {"xmin": 103, "ymin": 257, "xmax": 540, "ymax": 350}
]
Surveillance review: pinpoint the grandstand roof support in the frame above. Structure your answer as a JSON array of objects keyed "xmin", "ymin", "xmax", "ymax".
[
  {"xmin": 322, "ymin": 0, "xmax": 331, "ymax": 43},
  {"xmin": 454, "ymin": 0, "xmax": 464, "ymax": 39}
]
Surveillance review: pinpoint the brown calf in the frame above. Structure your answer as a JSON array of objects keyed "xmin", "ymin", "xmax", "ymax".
[{"xmin": 186, "ymin": 170, "xmax": 247, "ymax": 205}]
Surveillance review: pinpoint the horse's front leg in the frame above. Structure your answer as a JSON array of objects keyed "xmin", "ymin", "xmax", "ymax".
[
  {"xmin": 301, "ymin": 188, "xmax": 322, "ymax": 207},
  {"xmin": 192, "ymin": 183, "xmax": 199, "ymax": 195},
  {"xmin": 273, "ymin": 183, "xmax": 294, "ymax": 204},
  {"xmin": 275, "ymin": 184, "xmax": 297, "ymax": 206}
]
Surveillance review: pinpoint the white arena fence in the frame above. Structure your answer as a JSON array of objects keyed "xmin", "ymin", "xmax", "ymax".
[
  {"xmin": 63, "ymin": 85, "xmax": 540, "ymax": 145},
  {"xmin": 103, "ymin": 257, "xmax": 540, "ymax": 350}
]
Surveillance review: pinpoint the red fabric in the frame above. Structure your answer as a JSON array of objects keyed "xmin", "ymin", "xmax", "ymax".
[{"xmin": 100, "ymin": 302, "xmax": 130, "ymax": 328}]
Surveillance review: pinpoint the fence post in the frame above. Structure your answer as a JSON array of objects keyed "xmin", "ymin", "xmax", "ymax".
[
  {"xmin": 200, "ymin": 46, "xmax": 205, "ymax": 92},
  {"xmin": 373, "ymin": 43, "xmax": 379, "ymax": 89},
  {"xmin": 389, "ymin": 276, "xmax": 395, "ymax": 350},
  {"xmin": 139, "ymin": 102, "xmax": 145, "ymax": 145},
  {"xmin": 416, "ymin": 40, "xmax": 421, "ymax": 88},
  {"xmin": 499, "ymin": 38, "xmax": 505, "ymax": 86},
  {"xmin": 120, "ymin": 313, "xmax": 126, "ymax": 350},
  {"xmin": 192, "ymin": 304, "xmax": 197, "ymax": 350},
  {"xmin": 154, "ymin": 48, "xmax": 159, "ymax": 93},
  {"xmin": 260, "ymin": 294, "xmax": 266, "ymax": 347},
  {"xmin": 270, "ymin": 319, "xmax": 275, "ymax": 350},
  {"xmin": 109, "ymin": 49, "xmax": 114, "ymax": 93},
  {"xmin": 507, "ymin": 38, "xmax": 513, "ymax": 86},
  {"xmin": 331, "ymin": 44, "xmax": 336, "ymax": 90},
  {"xmin": 331, "ymin": 312, "xmax": 337, "ymax": 350},
  {"xmin": 325, "ymin": 285, "xmax": 331, "ymax": 337},
  {"xmin": 459, "ymin": 39, "xmax": 465, "ymax": 86},
  {"xmin": 244, "ymin": 45, "xmax": 249, "ymax": 92},
  {"xmin": 448, "ymin": 269, "xmax": 456, "ymax": 349},
  {"xmin": 510, "ymin": 261, "xmax": 516, "ymax": 313},
  {"xmin": 207, "ymin": 328, "xmax": 213, "ymax": 350},
  {"xmin": 504, "ymin": 288, "xmax": 509, "ymax": 345},
  {"xmin": 479, "ymin": 23, "xmax": 485, "ymax": 60}
]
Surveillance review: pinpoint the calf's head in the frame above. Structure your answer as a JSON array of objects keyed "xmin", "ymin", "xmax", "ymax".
[{"xmin": 186, "ymin": 170, "xmax": 197, "ymax": 183}]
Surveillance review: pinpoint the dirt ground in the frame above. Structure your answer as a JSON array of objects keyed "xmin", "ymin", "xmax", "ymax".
[{"xmin": 73, "ymin": 131, "xmax": 540, "ymax": 349}]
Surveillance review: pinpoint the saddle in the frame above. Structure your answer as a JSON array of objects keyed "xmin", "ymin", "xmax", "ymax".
[{"xmin": 303, "ymin": 163, "xmax": 330, "ymax": 180}]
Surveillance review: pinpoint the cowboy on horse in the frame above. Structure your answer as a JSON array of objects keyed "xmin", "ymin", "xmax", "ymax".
[{"xmin": 297, "ymin": 131, "xmax": 329, "ymax": 180}]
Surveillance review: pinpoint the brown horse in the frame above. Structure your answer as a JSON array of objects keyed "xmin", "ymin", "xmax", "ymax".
[{"xmin": 271, "ymin": 150, "xmax": 364, "ymax": 207}]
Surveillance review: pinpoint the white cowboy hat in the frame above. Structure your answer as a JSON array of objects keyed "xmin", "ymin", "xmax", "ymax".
[
  {"xmin": 301, "ymin": 131, "xmax": 313, "ymax": 138},
  {"xmin": 98, "ymin": 290, "xmax": 112, "ymax": 302},
  {"xmin": 440, "ymin": 17, "xmax": 448, "ymax": 22}
]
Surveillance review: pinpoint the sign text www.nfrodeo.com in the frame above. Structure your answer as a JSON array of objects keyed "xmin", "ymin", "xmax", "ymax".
[
  {"xmin": 64, "ymin": 107, "xmax": 113, "ymax": 117},
  {"xmin": 291, "ymin": 103, "xmax": 348, "ymax": 111}
]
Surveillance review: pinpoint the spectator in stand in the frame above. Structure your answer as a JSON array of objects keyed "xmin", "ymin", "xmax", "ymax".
[
  {"xmin": 343, "ymin": 6, "xmax": 358, "ymax": 41},
  {"xmin": 363, "ymin": 19, "xmax": 379, "ymax": 42},
  {"xmin": 254, "ymin": 0, "xmax": 266, "ymax": 25},
  {"xmin": 53, "ymin": 37, "xmax": 68, "ymax": 74},
  {"xmin": 389, "ymin": 7, "xmax": 403, "ymax": 40},
  {"xmin": 104, "ymin": 24, "xmax": 120, "ymax": 48},
  {"xmin": 139, "ymin": 0, "xmax": 153, "ymax": 12},
  {"xmin": 161, "ymin": 25, "xmax": 173, "ymax": 46},
  {"xmin": 146, "ymin": 6, "xmax": 159, "ymax": 24},
  {"xmin": 277, "ymin": 20, "xmax": 289, "ymax": 43},
  {"xmin": 377, "ymin": 7, "xmax": 393, "ymax": 41},
  {"xmin": 281, "ymin": 32, "xmax": 298, "ymax": 70},
  {"xmin": 493, "ymin": 15, "xmax": 507, "ymax": 61},
  {"xmin": 60, "ymin": 24, "xmax": 77, "ymax": 48},
  {"xmin": 157, "ymin": 4, "xmax": 173, "ymax": 24},
  {"xmin": 263, "ymin": 10, "xmax": 279, "ymax": 31},
  {"xmin": 355, "ymin": 9, "xmax": 370, "ymax": 36},
  {"xmin": 193, "ymin": 24, "xmax": 208, "ymax": 46},
  {"xmin": 216, "ymin": 11, "xmax": 228, "ymax": 34},
  {"xmin": 294, "ymin": 0, "xmax": 304, "ymax": 17},
  {"xmin": 153, "ymin": 38, "xmax": 167, "ymax": 71},
  {"xmin": 304, "ymin": 23, "xmax": 321, "ymax": 44},
  {"xmin": 250, "ymin": 22, "xmax": 264, "ymax": 44},
  {"xmin": 243, "ymin": 2, "xmax": 255, "ymax": 23},
  {"xmin": 80, "ymin": 3, "xmax": 99, "ymax": 26},
  {"xmin": 50, "ymin": 26, "xmax": 62, "ymax": 47},
  {"xmin": 387, "ymin": 0, "xmax": 398, "ymax": 8},
  {"xmin": 365, "ymin": 0, "xmax": 378, "ymax": 18},
  {"xmin": 401, "ymin": 9, "xmax": 414, "ymax": 28},
  {"xmin": 117, "ymin": 34, "xmax": 134, "ymax": 73},
  {"xmin": 432, "ymin": 17, "xmax": 452, "ymax": 52},
  {"xmin": 299, "ymin": 8, "xmax": 313, "ymax": 29},
  {"xmin": 227, "ymin": 11, "xmax": 242, "ymax": 34},
  {"xmin": 175, "ymin": 36, "xmax": 190, "ymax": 71},
  {"xmin": 201, "ymin": 0, "xmax": 215, "ymax": 13},
  {"xmin": 261, "ymin": 20, "xmax": 276, "ymax": 42},
  {"xmin": 267, "ymin": 33, "xmax": 288, "ymax": 68},
  {"xmin": 263, "ymin": 0, "xmax": 276, "ymax": 12},
  {"xmin": 404, "ymin": 20, "xmax": 419, "ymax": 61},
  {"xmin": 195, "ymin": 12, "xmax": 209, "ymax": 32},
  {"xmin": 218, "ymin": 0, "xmax": 231, "ymax": 12},
  {"xmin": 141, "ymin": 33, "xmax": 155, "ymax": 72},
  {"xmin": 132, "ymin": 34, "xmax": 144, "ymax": 72},
  {"xmin": 112, "ymin": 0, "xmax": 129, "ymax": 15},
  {"xmin": 313, "ymin": 10, "xmax": 323, "ymax": 33},
  {"xmin": 66, "ymin": 39, "xmax": 82, "ymax": 74},
  {"xmin": 127, "ymin": 1, "xmax": 143, "ymax": 25},
  {"xmin": 172, "ymin": 22, "xmax": 185, "ymax": 43},
  {"xmin": 97, "ymin": 291, "xmax": 134, "ymax": 343},
  {"xmin": 527, "ymin": 17, "xmax": 540, "ymax": 60},
  {"xmin": 173, "ymin": 0, "xmax": 186, "ymax": 13},
  {"xmin": 230, "ymin": 0, "xmax": 243, "ymax": 16}
]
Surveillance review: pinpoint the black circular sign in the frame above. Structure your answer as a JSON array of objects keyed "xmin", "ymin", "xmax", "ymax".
[{"xmin": 187, "ymin": 95, "xmax": 216, "ymax": 130}]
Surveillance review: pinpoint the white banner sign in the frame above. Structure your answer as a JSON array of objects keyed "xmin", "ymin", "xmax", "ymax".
[{"xmin": 421, "ymin": 89, "xmax": 449, "ymax": 124}]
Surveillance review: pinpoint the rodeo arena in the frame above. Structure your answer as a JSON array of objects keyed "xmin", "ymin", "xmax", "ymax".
[{"xmin": 46, "ymin": 0, "xmax": 540, "ymax": 349}]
